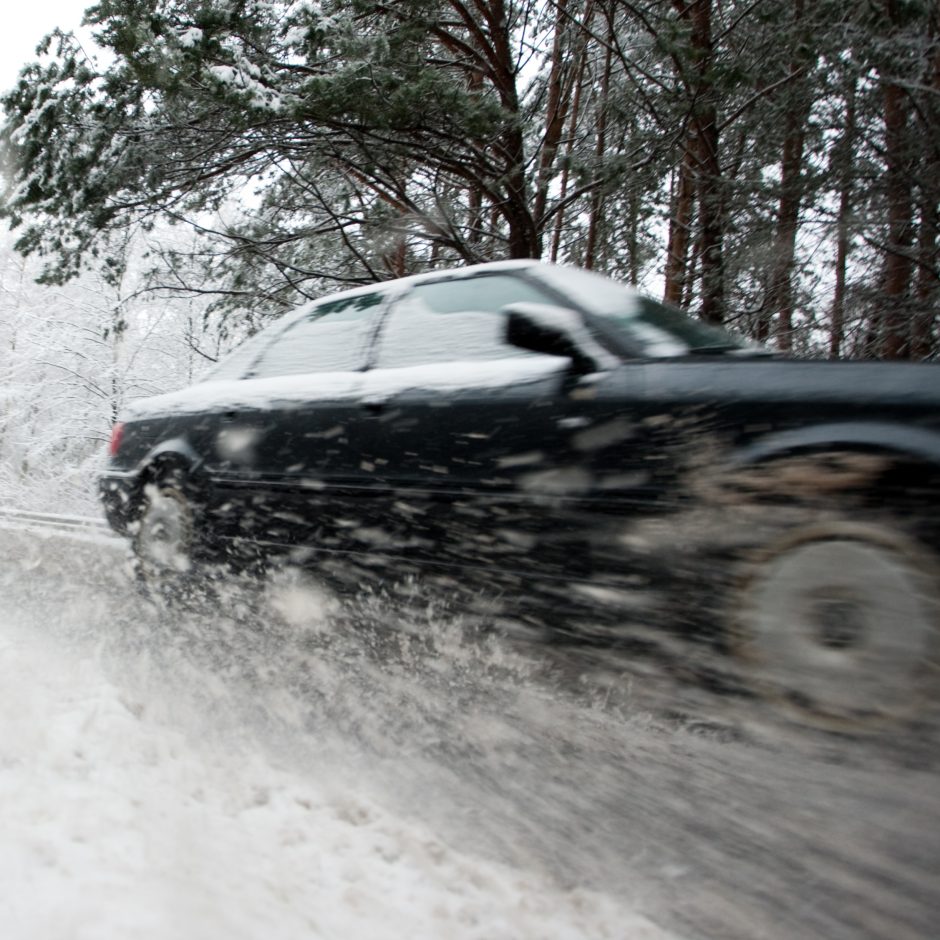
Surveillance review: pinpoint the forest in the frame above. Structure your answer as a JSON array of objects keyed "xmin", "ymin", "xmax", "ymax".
[{"xmin": 0, "ymin": 0, "xmax": 938, "ymax": 508}]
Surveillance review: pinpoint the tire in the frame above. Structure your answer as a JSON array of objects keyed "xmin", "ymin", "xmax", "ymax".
[
  {"xmin": 731, "ymin": 521, "xmax": 939, "ymax": 728},
  {"xmin": 132, "ymin": 477, "xmax": 199, "ymax": 604}
]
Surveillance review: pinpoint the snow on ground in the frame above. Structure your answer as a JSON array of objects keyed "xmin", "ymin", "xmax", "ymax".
[
  {"xmin": 0, "ymin": 612, "xmax": 672, "ymax": 940},
  {"xmin": 3, "ymin": 528, "xmax": 940, "ymax": 940}
]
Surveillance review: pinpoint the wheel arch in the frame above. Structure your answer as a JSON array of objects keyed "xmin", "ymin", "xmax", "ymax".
[
  {"xmin": 133, "ymin": 439, "xmax": 212, "ymax": 515},
  {"xmin": 713, "ymin": 422, "xmax": 940, "ymax": 549},
  {"xmin": 730, "ymin": 421, "xmax": 940, "ymax": 471}
]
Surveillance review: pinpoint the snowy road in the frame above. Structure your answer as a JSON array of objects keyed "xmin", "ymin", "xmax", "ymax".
[{"xmin": 1, "ymin": 527, "xmax": 938, "ymax": 940}]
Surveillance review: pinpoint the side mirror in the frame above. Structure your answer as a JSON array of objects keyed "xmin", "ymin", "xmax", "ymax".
[{"xmin": 502, "ymin": 302, "xmax": 610, "ymax": 374}]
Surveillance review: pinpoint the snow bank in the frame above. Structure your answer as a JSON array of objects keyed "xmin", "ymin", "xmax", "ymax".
[{"xmin": 0, "ymin": 620, "xmax": 674, "ymax": 940}]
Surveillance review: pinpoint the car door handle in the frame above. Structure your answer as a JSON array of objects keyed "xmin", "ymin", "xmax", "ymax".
[
  {"xmin": 557, "ymin": 416, "xmax": 591, "ymax": 430},
  {"xmin": 360, "ymin": 398, "xmax": 387, "ymax": 416}
]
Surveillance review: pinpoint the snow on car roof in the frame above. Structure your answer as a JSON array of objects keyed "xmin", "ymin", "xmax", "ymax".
[{"xmin": 305, "ymin": 260, "xmax": 543, "ymax": 305}]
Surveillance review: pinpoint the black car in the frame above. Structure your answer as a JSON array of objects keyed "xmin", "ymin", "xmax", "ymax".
[{"xmin": 100, "ymin": 260, "xmax": 940, "ymax": 725}]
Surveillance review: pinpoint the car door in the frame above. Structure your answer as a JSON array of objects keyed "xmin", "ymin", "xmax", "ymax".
[
  {"xmin": 203, "ymin": 289, "xmax": 387, "ymax": 559},
  {"xmin": 355, "ymin": 271, "xmax": 629, "ymax": 584}
]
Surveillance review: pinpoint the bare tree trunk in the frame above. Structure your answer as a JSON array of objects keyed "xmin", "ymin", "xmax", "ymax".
[
  {"xmin": 675, "ymin": 0, "xmax": 724, "ymax": 324},
  {"xmin": 627, "ymin": 186, "xmax": 640, "ymax": 285},
  {"xmin": 467, "ymin": 184, "xmax": 484, "ymax": 251},
  {"xmin": 484, "ymin": 0, "xmax": 540, "ymax": 258},
  {"xmin": 382, "ymin": 231, "xmax": 408, "ymax": 278},
  {"xmin": 683, "ymin": 227, "xmax": 703, "ymax": 311},
  {"xmin": 534, "ymin": 0, "xmax": 572, "ymax": 230},
  {"xmin": 911, "ymin": 16, "xmax": 940, "ymax": 360},
  {"xmin": 584, "ymin": 14, "xmax": 614, "ymax": 269},
  {"xmin": 880, "ymin": 1, "xmax": 915, "ymax": 358},
  {"xmin": 664, "ymin": 146, "xmax": 696, "ymax": 305},
  {"xmin": 504, "ymin": 130, "xmax": 540, "ymax": 258},
  {"xmin": 466, "ymin": 70, "xmax": 485, "ymax": 251},
  {"xmin": 550, "ymin": 31, "xmax": 590, "ymax": 262},
  {"xmin": 829, "ymin": 79, "xmax": 856, "ymax": 359},
  {"xmin": 444, "ymin": 0, "xmax": 538, "ymax": 258},
  {"xmin": 912, "ymin": 193, "xmax": 939, "ymax": 358},
  {"xmin": 766, "ymin": 0, "xmax": 809, "ymax": 353}
]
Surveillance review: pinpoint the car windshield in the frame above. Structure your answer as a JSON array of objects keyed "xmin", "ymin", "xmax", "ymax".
[{"xmin": 529, "ymin": 264, "xmax": 751, "ymax": 356}]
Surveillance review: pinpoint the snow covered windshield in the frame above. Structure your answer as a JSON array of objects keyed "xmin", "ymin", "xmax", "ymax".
[{"xmin": 528, "ymin": 264, "xmax": 750, "ymax": 357}]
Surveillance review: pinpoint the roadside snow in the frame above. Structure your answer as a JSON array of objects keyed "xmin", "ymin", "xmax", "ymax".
[{"xmin": 0, "ymin": 618, "xmax": 672, "ymax": 940}]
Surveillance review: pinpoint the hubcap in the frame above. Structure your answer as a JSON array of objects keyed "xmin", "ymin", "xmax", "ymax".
[
  {"xmin": 736, "ymin": 526, "xmax": 937, "ymax": 724},
  {"xmin": 805, "ymin": 590, "xmax": 865, "ymax": 650},
  {"xmin": 137, "ymin": 487, "xmax": 193, "ymax": 573}
]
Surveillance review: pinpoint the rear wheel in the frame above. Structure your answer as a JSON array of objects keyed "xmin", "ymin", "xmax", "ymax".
[
  {"xmin": 132, "ymin": 478, "xmax": 198, "ymax": 603},
  {"xmin": 732, "ymin": 521, "xmax": 939, "ymax": 728}
]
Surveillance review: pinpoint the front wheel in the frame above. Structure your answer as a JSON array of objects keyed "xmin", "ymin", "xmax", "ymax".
[{"xmin": 732, "ymin": 522, "xmax": 939, "ymax": 728}]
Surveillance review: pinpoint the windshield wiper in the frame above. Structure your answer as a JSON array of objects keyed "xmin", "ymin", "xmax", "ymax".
[{"xmin": 687, "ymin": 343, "xmax": 772, "ymax": 357}]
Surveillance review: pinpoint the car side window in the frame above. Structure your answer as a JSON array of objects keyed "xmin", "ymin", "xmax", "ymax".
[
  {"xmin": 248, "ymin": 292, "xmax": 384, "ymax": 378},
  {"xmin": 375, "ymin": 274, "xmax": 558, "ymax": 369}
]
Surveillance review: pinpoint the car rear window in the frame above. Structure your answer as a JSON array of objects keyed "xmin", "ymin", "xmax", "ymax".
[
  {"xmin": 201, "ymin": 314, "xmax": 303, "ymax": 382},
  {"xmin": 247, "ymin": 291, "xmax": 384, "ymax": 378}
]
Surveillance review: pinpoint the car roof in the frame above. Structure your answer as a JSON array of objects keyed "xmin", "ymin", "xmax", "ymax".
[{"xmin": 303, "ymin": 259, "xmax": 543, "ymax": 309}]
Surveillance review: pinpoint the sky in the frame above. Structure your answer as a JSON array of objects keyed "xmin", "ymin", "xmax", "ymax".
[{"xmin": 0, "ymin": 2, "xmax": 91, "ymax": 92}]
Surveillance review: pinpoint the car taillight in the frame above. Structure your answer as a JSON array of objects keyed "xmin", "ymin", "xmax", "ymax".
[{"xmin": 109, "ymin": 422, "xmax": 125, "ymax": 457}]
